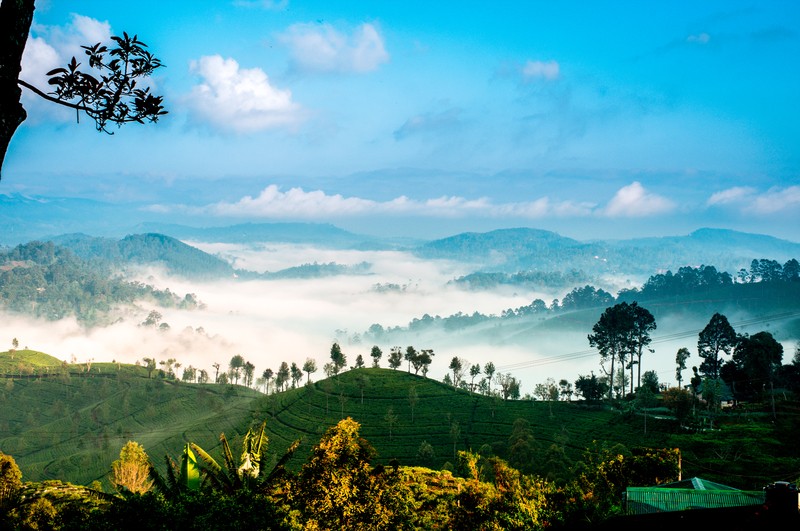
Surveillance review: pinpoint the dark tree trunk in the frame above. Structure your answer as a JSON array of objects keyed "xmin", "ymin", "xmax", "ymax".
[{"xmin": 0, "ymin": 0, "xmax": 35, "ymax": 179}]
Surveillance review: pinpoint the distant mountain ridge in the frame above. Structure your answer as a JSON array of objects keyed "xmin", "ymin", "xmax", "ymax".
[
  {"xmin": 132, "ymin": 221, "xmax": 413, "ymax": 250},
  {"xmin": 9, "ymin": 217, "xmax": 800, "ymax": 284},
  {"xmin": 416, "ymin": 227, "xmax": 800, "ymax": 278}
]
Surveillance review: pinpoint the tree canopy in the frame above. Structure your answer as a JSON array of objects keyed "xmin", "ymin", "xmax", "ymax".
[
  {"xmin": 697, "ymin": 312, "xmax": 737, "ymax": 379},
  {"xmin": 0, "ymin": 1, "xmax": 165, "ymax": 178},
  {"xmin": 588, "ymin": 302, "xmax": 656, "ymax": 400}
]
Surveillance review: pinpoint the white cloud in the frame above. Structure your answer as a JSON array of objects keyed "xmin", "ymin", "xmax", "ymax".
[
  {"xmin": 707, "ymin": 185, "xmax": 800, "ymax": 214},
  {"xmin": 209, "ymin": 185, "xmax": 377, "ymax": 216},
  {"xmin": 233, "ymin": 0, "xmax": 288, "ymax": 10},
  {"xmin": 186, "ymin": 55, "xmax": 304, "ymax": 133},
  {"xmin": 20, "ymin": 14, "xmax": 112, "ymax": 120},
  {"xmin": 278, "ymin": 22, "xmax": 389, "ymax": 73},
  {"xmin": 707, "ymin": 186, "xmax": 756, "ymax": 206},
  {"xmin": 184, "ymin": 185, "xmax": 596, "ymax": 220},
  {"xmin": 687, "ymin": 32, "xmax": 711, "ymax": 44},
  {"xmin": 521, "ymin": 60, "xmax": 560, "ymax": 81},
  {"xmin": 603, "ymin": 182, "xmax": 675, "ymax": 217},
  {"xmin": 748, "ymin": 186, "xmax": 800, "ymax": 214},
  {"xmin": 20, "ymin": 36, "xmax": 60, "ymax": 86}
]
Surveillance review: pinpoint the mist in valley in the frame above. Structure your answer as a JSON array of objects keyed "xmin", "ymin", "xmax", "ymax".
[{"xmin": 6, "ymin": 239, "xmax": 796, "ymax": 396}]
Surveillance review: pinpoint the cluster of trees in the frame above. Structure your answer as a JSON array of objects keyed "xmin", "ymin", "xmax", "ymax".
[
  {"xmin": 567, "ymin": 306, "xmax": 798, "ymax": 426},
  {"xmin": 740, "ymin": 258, "xmax": 800, "ymax": 283},
  {"xmin": 587, "ymin": 302, "xmax": 656, "ymax": 400},
  {"xmin": 0, "ymin": 418, "xmax": 685, "ymax": 530},
  {"xmin": 690, "ymin": 312, "xmax": 789, "ymax": 405},
  {"xmin": 0, "ymin": 242, "xmax": 198, "ymax": 325}
]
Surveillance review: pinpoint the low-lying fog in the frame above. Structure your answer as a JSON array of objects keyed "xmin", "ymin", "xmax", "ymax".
[{"xmin": 6, "ymin": 243, "xmax": 796, "ymax": 395}]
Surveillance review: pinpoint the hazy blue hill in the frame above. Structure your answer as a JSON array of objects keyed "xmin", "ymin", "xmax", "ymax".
[
  {"xmin": 0, "ymin": 194, "xmax": 136, "ymax": 244},
  {"xmin": 416, "ymin": 228, "xmax": 583, "ymax": 261},
  {"xmin": 601, "ymin": 228, "xmax": 800, "ymax": 276},
  {"xmin": 418, "ymin": 227, "xmax": 800, "ymax": 278},
  {"xmin": 133, "ymin": 221, "xmax": 400, "ymax": 249},
  {"xmin": 54, "ymin": 233, "xmax": 237, "ymax": 280},
  {"xmin": 118, "ymin": 233, "xmax": 236, "ymax": 278}
]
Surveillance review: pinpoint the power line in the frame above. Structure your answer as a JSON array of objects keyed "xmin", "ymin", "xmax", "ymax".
[{"xmin": 496, "ymin": 310, "xmax": 800, "ymax": 373}]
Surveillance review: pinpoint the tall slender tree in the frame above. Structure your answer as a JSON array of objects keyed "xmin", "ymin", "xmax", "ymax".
[
  {"xmin": 449, "ymin": 357, "xmax": 465, "ymax": 388},
  {"xmin": 483, "ymin": 362, "xmax": 496, "ymax": 395},
  {"xmin": 330, "ymin": 343, "xmax": 346, "ymax": 376},
  {"xmin": 262, "ymin": 368, "xmax": 274, "ymax": 394},
  {"xmin": 370, "ymin": 345, "xmax": 383, "ymax": 368},
  {"xmin": 276, "ymin": 362, "xmax": 290, "ymax": 392},
  {"xmin": 630, "ymin": 302, "xmax": 657, "ymax": 388},
  {"xmin": 404, "ymin": 346, "xmax": 416, "ymax": 372},
  {"xmin": 290, "ymin": 362, "xmax": 303, "ymax": 388},
  {"xmin": 469, "ymin": 364, "xmax": 481, "ymax": 392},
  {"xmin": 229, "ymin": 355, "xmax": 245, "ymax": 385},
  {"xmin": 697, "ymin": 312, "xmax": 737, "ymax": 378},
  {"xmin": 675, "ymin": 347, "xmax": 690, "ymax": 388},
  {"xmin": 243, "ymin": 361, "xmax": 255, "ymax": 388},
  {"xmin": 303, "ymin": 358, "xmax": 317, "ymax": 384},
  {"xmin": 588, "ymin": 303, "xmax": 634, "ymax": 400}
]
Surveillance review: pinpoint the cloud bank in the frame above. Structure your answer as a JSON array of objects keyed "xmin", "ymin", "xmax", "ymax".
[
  {"xmin": 157, "ymin": 182, "xmax": 682, "ymax": 221},
  {"xmin": 709, "ymin": 185, "xmax": 800, "ymax": 214}
]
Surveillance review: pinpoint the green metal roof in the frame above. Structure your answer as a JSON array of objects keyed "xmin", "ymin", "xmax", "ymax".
[
  {"xmin": 657, "ymin": 477, "xmax": 741, "ymax": 491},
  {"xmin": 626, "ymin": 478, "xmax": 764, "ymax": 514}
]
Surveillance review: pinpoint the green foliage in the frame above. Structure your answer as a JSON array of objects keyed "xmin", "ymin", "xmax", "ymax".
[
  {"xmin": 110, "ymin": 441, "xmax": 153, "ymax": 494},
  {"xmin": 0, "ymin": 364, "xmax": 262, "ymax": 487},
  {"xmin": 0, "ymin": 451, "xmax": 23, "ymax": 510},
  {"xmin": 330, "ymin": 343, "xmax": 346, "ymax": 375},
  {"xmin": 179, "ymin": 444, "xmax": 200, "ymax": 492},
  {"xmin": 575, "ymin": 372, "xmax": 608, "ymax": 402},
  {"xmin": 588, "ymin": 302, "xmax": 656, "ymax": 399},
  {"xmin": 661, "ymin": 387, "xmax": 695, "ymax": 424},
  {"xmin": 249, "ymin": 369, "xmax": 673, "ymax": 480},
  {"xmin": 698, "ymin": 312, "xmax": 738, "ymax": 378},
  {"xmin": 286, "ymin": 418, "xmax": 409, "ymax": 530},
  {"xmin": 725, "ymin": 330, "xmax": 783, "ymax": 400}
]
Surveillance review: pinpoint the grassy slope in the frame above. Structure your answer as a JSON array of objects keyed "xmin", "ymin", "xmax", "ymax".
[
  {"xmin": 0, "ymin": 352, "xmax": 262, "ymax": 487},
  {"xmin": 253, "ymin": 369, "xmax": 671, "ymax": 469},
  {"xmin": 3, "ymin": 358, "xmax": 798, "ymax": 491},
  {"xmin": 0, "ymin": 349, "xmax": 63, "ymax": 373}
]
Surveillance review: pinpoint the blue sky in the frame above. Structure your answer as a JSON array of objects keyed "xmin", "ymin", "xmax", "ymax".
[{"xmin": 3, "ymin": 0, "xmax": 799, "ymax": 240}]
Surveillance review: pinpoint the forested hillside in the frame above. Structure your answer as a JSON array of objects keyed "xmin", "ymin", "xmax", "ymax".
[
  {"xmin": 0, "ymin": 241, "xmax": 200, "ymax": 325},
  {"xmin": 53, "ymin": 233, "xmax": 238, "ymax": 280}
]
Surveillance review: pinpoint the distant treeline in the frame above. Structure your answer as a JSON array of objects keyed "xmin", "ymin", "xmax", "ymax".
[
  {"xmin": 365, "ymin": 259, "xmax": 800, "ymax": 338},
  {"xmin": 450, "ymin": 269, "xmax": 590, "ymax": 291}
]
